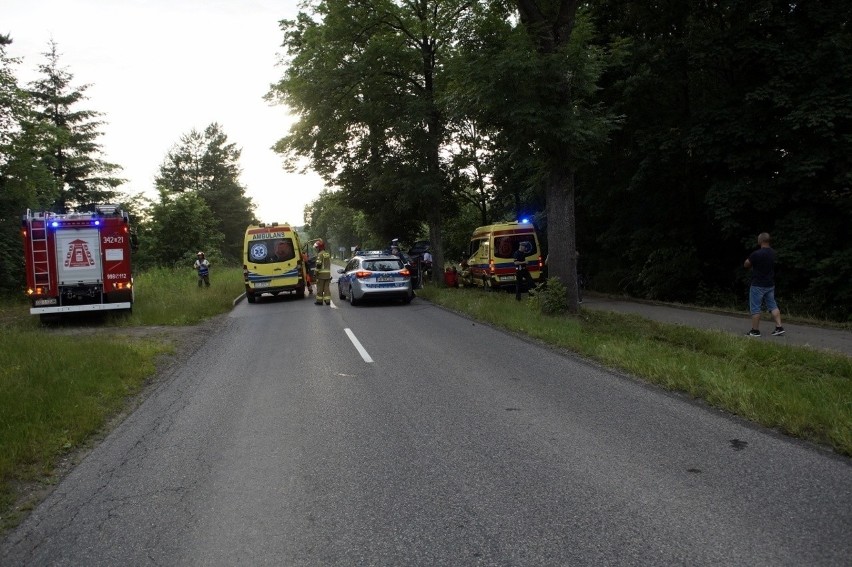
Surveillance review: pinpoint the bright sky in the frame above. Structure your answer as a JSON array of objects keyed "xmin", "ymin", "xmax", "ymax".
[{"xmin": 4, "ymin": 0, "xmax": 324, "ymax": 226}]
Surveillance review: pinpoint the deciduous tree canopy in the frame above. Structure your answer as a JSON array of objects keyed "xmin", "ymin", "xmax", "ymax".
[{"xmin": 287, "ymin": 0, "xmax": 850, "ymax": 320}]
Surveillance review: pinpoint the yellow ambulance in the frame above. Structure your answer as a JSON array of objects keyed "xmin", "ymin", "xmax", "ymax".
[
  {"xmin": 460, "ymin": 221, "xmax": 544, "ymax": 290},
  {"xmin": 242, "ymin": 223, "xmax": 307, "ymax": 303}
]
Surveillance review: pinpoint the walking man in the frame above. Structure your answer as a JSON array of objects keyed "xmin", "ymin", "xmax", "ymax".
[
  {"xmin": 744, "ymin": 233, "xmax": 784, "ymax": 337},
  {"xmin": 314, "ymin": 239, "xmax": 332, "ymax": 306}
]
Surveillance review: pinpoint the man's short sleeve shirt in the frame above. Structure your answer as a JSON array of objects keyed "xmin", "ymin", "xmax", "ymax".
[{"xmin": 749, "ymin": 247, "xmax": 775, "ymax": 287}]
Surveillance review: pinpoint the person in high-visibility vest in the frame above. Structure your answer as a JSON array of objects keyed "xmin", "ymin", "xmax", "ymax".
[
  {"xmin": 314, "ymin": 239, "xmax": 332, "ymax": 305},
  {"xmin": 194, "ymin": 251, "xmax": 211, "ymax": 288}
]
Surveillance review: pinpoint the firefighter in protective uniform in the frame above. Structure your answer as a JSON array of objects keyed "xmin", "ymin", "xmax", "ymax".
[{"xmin": 314, "ymin": 239, "xmax": 332, "ymax": 305}]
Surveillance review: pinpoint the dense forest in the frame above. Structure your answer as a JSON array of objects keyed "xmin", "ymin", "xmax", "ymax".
[
  {"xmin": 274, "ymin": 0, "xmax": 850, "ymax": 320},
  {"xmin": 579, "ymin": 1, "xmax": 851, "ymax": 320},
  {"xmin": 1, "ymin": 1, "xmax": 849, "ymax": 321}
]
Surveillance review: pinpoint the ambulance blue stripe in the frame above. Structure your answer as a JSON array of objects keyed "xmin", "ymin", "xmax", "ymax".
[{"xmin": 246, "ymin": 268, "xmax": 300, "ymax": 282}]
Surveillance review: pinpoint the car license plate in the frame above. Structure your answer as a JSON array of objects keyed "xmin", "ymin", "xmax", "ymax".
[
  {"xmin": 254, "ymin": 281, "xmax": 271, "ymax": 288},
  {"xmin": 35, "ymin": 298, "xmax": 58, "ymax": 306},
  {"xmin": 377, "ymin": 275, "xmax": 394, "ymax": 282},
  {"xmin": 499, "ymin": 276, "xmax": 515, "ymax": 282}
]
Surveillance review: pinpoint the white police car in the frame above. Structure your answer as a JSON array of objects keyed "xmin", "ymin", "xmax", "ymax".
[{"xmin": 337, "ymin": 252, "xmax": 414, "ymax": 305}]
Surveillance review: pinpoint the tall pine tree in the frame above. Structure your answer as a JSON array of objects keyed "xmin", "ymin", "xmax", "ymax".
[
  {"xmin": 27, "ymin": 40, "xmax": 123, "ymax": 212},
  {"xmin": 0, "ymin": 34, "xmax": 55, "ymax": 293},
  {"xmin": 155, "ymin": 123, "xmax": 256, "ymax": 262}
]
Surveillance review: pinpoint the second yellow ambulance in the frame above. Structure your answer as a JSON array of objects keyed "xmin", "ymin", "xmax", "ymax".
[{"xmin": 460, "ymin": 221, "xmax": 544, "ymax": 290}]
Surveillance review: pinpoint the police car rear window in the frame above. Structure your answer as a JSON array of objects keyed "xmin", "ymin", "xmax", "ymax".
[{"xmin": 362, "ymin": 259, "xmax": 404, "ymax": 272}]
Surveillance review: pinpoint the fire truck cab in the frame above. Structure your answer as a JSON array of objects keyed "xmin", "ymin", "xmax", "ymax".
[{"xmin": 21, "ymin": 204, "xmax": 136, "ymax": 322}]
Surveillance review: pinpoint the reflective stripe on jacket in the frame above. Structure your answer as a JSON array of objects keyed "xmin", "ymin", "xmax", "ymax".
[{"xmin": 316, "ymin": 251, "xmax": 332, "ymax": 279}]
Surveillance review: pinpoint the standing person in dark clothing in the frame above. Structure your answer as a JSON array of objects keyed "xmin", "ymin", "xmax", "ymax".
[
  {"xmin": 514, "ymin": 241, "xmax": 536, "ymax": 301},
  {"xmin": 744, "ymin": 232, "xmax": 784, "ymax": 337}
]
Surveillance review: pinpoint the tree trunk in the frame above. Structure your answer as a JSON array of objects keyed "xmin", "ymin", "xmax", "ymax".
[
  {"xmin": 429, "ymin": 220, "xmax": 443, "ymax": 286},
  {"xmin": 513, "ymin": 0, "xmax": 582, "ymax": 310},
  {"xmin": 422, "ymin": 31, "xmax": 445, "ymax": 286},
  {"xmin": 545, "ymin": 160, "xmax": 580, "ymax": 313}
]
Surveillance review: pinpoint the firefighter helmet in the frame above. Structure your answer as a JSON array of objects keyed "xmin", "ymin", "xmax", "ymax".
[{"xmin": 314, "ymin": 239, "xmax": 325, "ymax": 251}]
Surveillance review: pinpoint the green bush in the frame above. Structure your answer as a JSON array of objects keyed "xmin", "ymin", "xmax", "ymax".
[{"xmin": 531, "ymin": 277, "xmax": 570, "ymax": 315}]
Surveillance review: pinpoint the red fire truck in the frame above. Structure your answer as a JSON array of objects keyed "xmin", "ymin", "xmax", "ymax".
[{"xmin": 21, "ymin": 204, "xmax": 136, "ymax": 321}]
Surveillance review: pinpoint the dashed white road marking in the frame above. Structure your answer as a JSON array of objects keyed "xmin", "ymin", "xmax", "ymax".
[{"xmin": 344, "ymin": 328, "xmax": 373, "ymax": 363}]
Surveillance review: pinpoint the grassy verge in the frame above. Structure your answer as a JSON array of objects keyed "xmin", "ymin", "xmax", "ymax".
[
  {"xmin": 0, "ymin": 267, "xmax": 246, "ymax": 529},
  {"xmin": 0, "ymin": 332, "xmax": 173, "ymax": 528},
  {"xmin": 417, "ymin": 286, "xmax": 852, "ymax": 457}
]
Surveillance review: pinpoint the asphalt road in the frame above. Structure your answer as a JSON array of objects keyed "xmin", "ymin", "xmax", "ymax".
[
  {"xmin": 2, "ymin": 283, "xmax": 850, "ymax": 566},
  {"xmin": 580, "ymin": 294, "xmax": 852, "ymax": 357}
]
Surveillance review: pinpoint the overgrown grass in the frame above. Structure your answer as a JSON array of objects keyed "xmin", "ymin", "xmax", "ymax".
[
  {"xmin": 0, "ymin": 332, "xmax": 172, "ymax": 528},
  {"xmin": 418, "ymin": 286, "xmax": 852, "ymax": 456},
  {"xmin": 127, "ymin": 266, "xmax": 246, "ymax": 325}
]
